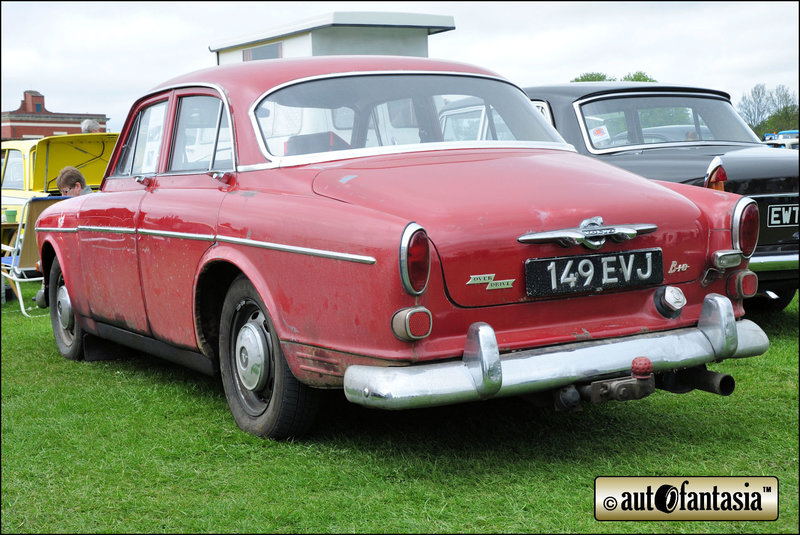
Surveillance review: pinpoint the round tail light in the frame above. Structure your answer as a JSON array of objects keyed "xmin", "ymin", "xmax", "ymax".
[
  {"xmin": 732, "ymin": 198, "xmax": 759, "ymax": 258},
  {"xmin": 400, "ymin": 223, "xmax": 430, "ymax": 295}
]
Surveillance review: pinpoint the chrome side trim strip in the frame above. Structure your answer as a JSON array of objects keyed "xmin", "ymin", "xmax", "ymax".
[
  {"xmin": 39, "ymin": 226, "xmax": 375, "ymax": 264},
  {"xmin": 251, "ymin": 141, "xmax": 574, "ymax": 170},
  {"xmin": 216, "ymin": 235, "xmax": 376, "ymax": 264},
  {"xmin": 344, "ymin": 294, "xmax": 769, "ymax": 410},
  {"xmin": 138, "ymin": 229, "xmax": 215, "ymax": 241},
  {"xmin": 77, "ymin": 225, "xmax": 136, "ymax": 234},
  {"xmin": 35, "ymin": 226, "xmax": 78, "ymax": 233}
]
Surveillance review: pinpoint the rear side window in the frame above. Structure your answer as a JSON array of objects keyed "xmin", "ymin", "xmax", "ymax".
[
  {"xmin": 114, "ymin": 101, "xmax": 167, "ymax": 176},
  {"xmin": 168, "ymin": 95, "xmax": 233, "ymax": 172}
]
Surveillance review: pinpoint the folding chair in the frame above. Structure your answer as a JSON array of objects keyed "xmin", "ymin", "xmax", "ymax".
[{"xmin": 1, "ymin": 196, "xmax": 65, "ymax": 317}]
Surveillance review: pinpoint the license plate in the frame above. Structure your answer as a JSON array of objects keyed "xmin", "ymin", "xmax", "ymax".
[
  {"xmin": 525, "ymin": 248, "xmax": 663, "ymax": 297},
  {"xmin": 767, "ymin": 204, "xmax": 799, "ymax": 227}
]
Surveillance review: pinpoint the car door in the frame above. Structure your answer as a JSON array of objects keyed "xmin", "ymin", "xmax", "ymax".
[
  {"xmin": 78, "ymin": 95, "xmax": 169, "ymax": 334},
  {"xmin": 136, "ymin": 89, "xmax": 235, "ymax": 349}
]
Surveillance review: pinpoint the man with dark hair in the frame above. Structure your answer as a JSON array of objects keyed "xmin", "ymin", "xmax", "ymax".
[{"xmin": 56, "ymin": 166, "xmax": 93, "ymax": 197}]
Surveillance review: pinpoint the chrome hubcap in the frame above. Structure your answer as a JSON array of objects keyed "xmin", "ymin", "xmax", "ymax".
[
  {"xmin": 56, "ymin": 285, "xmax": 74, "ymax": 331},
  {"xmin": 235, "ymin": 322, "xmax": 269, "ymax": 391}
]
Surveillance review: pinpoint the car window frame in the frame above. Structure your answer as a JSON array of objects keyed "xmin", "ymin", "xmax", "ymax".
[
  {"xmin": 247, "ymin": 71, "xmax": 572, "ymax": 169},
  {"xmin": 107, "ymin": 93, "xmax": 172, "ymax": 180},
  {"xmin": 106, "ymin": 84, "xmax": 236, "ymax": 183},
  {"xmin": 166, "ymin": 88, "xmax": 235, "ymax": 176},
  {"xmin": 0, "ymin": 148, "xmax": 26, "ymax": 190}
]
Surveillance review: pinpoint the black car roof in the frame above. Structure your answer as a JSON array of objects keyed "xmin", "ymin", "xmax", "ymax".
[{"xmin": 524, "ymin": 82, "xmax": 731, "ymax": 102}]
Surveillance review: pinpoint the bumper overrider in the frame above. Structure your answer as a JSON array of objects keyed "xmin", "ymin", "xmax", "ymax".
[{"xmin": 344, "ymin": 294, "xmax": 769, "ymax": 409}]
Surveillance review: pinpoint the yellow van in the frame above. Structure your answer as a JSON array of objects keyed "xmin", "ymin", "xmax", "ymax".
[{"xmin": 1, "ymin": 133, "xmax": 118, "ymax": 212}]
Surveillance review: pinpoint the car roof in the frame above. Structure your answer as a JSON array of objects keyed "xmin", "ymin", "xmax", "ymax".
[
  {"xmin": 1, "ymin": 139, "xmax": 38, "ymax": 151},
  {"xmin": 524, "ymin": 82, "xmax": 731, "ymax": 102},
  {"xmin": 151, "ymin": 55, "xmax": 505, "ymax": 95}
]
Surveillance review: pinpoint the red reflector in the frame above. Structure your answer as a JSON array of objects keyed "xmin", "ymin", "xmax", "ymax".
[
  {"xmin": 391, "ymin": 307, "xmax": 432, "ymax": 341},
  {"xmin": 727, "ymin": 270, "xmax": 758, "ymax": 299},
  {"xmin": 407, "ymin": 310, "xmax": 432, "ymax": 338},
  {"xmin": 740, "ymin": 272, "xmax": 758, "ymax": 297}
]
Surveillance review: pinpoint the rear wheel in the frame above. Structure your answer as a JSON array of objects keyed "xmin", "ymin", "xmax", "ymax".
[
  {"xmin": 219, "ymin": 275, "xmax": 319, "ymax": 439},
  {"xmin": 49, "ymin": 256, "xmax": 84, "ymax": 361},
  {"xmin": 746, "ymin": 288, "xmax": 797, "ymax": 315}
]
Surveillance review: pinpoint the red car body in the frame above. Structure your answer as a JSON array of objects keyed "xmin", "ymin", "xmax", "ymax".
[{"xmin": 36, "ymin": 56, "xmax": 768, "ymax": 439}]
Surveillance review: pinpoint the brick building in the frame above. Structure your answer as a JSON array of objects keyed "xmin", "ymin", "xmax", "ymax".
[{"xmin": 1, "ymin": 90, "xmax": 109, "ymax": 139}]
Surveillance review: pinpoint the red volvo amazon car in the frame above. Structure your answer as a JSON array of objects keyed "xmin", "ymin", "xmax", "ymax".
[{"xmin": 36, "ymin": 56, "xmax": 769, "ymax": 439}]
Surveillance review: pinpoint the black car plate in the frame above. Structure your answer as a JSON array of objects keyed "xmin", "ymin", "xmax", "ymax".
[
  {"xmin": 525, "ymin": 248, "xmax": 663, "ymax": 297},
  {"xmin": 766, "ymin": 203, "xmax": 799, "ymax": 227}
]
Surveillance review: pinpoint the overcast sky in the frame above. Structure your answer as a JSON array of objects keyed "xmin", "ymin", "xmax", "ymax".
[{"xmin": 2, "ymin": 1, "xmax": 798, "ymax": 133}]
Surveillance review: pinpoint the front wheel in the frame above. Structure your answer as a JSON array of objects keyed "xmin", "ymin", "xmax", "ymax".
[
  {"xmin": 49, "ymin": 256, "xmax": 84, "ymax": 360},
  {"xmin": 219, "ymin": 275, "xmax": 319, "ymax": 439}
]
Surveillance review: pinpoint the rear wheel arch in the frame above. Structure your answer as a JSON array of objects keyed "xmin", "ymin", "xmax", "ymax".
[
  {"xmin": 194, "ymin": 260, "xmax": 243, "ymax": 364},
  {"xmin": 193, "ymin": 248, "xmax": 294, "ymax": 356},
  {"xmin": 38, "ymin": 241, "xmax": 57, "ymax": 307}
]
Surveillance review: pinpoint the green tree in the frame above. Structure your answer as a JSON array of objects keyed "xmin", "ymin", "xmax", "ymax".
[
  {"xmin": 571, "ymin": 71, "xmax": 657, "ymax": 82},
  {"xmin": 737, "ymin": 84, "xmax": 799, "ymax": 137},
  {"xmin": 762, "ymin": 104, "xmax": 799, "ymax": 135},
  {"xmin": 621, "ymin": 71, "xmax": 657, "ymax": 82},
  {"xmin": 571, "ymin": 72, "xmax": 616, "ymax": 82}
]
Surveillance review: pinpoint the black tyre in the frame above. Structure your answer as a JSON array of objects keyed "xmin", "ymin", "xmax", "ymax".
[
  {"xmin": 219, "ymin": 275, "xmax": 319, "ymax": 439},
  {"xmin": 49, "ymin": 256, "xmax": 84, "ymax": 361},
  {"xmin": 746, "ymin": 288, "xmax": 797, "ymax": 315}
]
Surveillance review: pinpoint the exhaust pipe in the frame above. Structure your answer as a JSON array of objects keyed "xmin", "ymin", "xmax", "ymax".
[{"xmin": 657, "ymin": 365, "xmax": 735, "ymax": 396}]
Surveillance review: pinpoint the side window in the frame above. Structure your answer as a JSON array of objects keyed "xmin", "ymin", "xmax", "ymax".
[
  {"xmin": 169, "ymin": 95, "xmax": 233, "ymax": 172},
  {"xmin": 531, "ymin": 100, "xmax": 555, "ymax": 127},
  {"xmin": 114, "ymin": 101, "xmax": 167, "ymax": 176},
  {"xmin": 364, "ymin": 98, "xmax": 421, "ymax": 148},
  {"xmin": 441, "ymin": 107, "xmax": 483, "ymax": 141},
  {"xmin": 1, "ymin": 149, "xmax": 25, "ymax": 190}
]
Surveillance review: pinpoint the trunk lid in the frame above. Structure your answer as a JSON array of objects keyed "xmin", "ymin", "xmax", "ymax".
[{"xmin": 312, "ymin": 148, "xmax": 708, "ymax": 307}]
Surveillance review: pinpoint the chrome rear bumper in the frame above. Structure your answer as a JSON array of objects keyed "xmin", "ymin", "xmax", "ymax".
[
  {"xmin": 748, "ymin": 253, "xmax": 799, "ymax": 272},
  {"xmin": 343, "ymin": 294, "xmax": 769, "ymax": 410}
]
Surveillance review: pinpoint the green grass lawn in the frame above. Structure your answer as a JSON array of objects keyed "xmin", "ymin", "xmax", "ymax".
[{"xmin": 2, "ymin": 284, "xmax": 798, "ymax": 534}]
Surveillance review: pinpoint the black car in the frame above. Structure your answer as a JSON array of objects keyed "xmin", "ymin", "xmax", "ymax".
[{"xmin": 525, "ymin": 82, "xmax": 798, "ymax": 313}]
